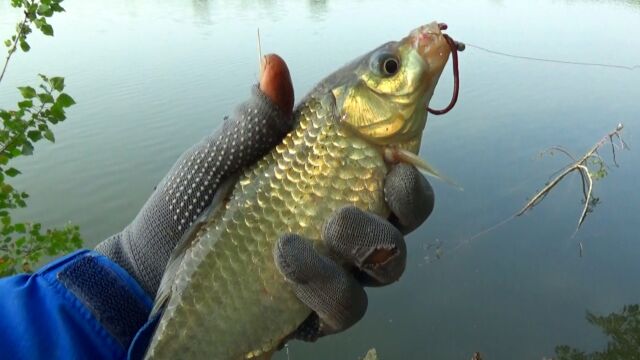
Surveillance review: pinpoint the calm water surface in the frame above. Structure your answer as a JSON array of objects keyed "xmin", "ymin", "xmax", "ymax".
[{"xmin": 1, "ymin": 0, "xmax": 639, "ymax": 358}]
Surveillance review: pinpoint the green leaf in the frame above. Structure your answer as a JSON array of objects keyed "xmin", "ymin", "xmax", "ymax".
[
  {"xmin": 15, "ymin": 198, "xmax": 26, "ymax": 208},
  {"xmin": 15, "ymin": 237, "xmax": 25, "ymax": 247},
  {"xmin": 3, "ymin": 39, "xmax": 11, "ymax": 47},
  {"xmin": 0, "ymin": 155, "xmax": 8, "ymax": 165},
  {"xmin": 5, "ymin": 119, "xmax": 21, "ymax": 132},
  {"xmin": 49, "ymin": 104, "xmax": 65, "ymax": 122},
  {"xmin": 40, "ymin": 24, "xmax": 53, "ymax": 36},
  {"xmin": 9, "ymin": 148, "xmax": 21, "ymax": 157},
  {"xmin": 50, "ymin": 3, "xmax": 64, "ymax": 12},
  {"xmin": 5, "ymin": 168, "xmax": 21, "ymax": 177},
  {"xmin": 25, "ymin": 2, "xmax": 37, "ymax": 16},
  {"xmin": 37, "ymin": 4, "xmax": 53, "ymax": 17},
  {"xmin": 49, "ymin": 77, "xmax": 64, "ymax": 91},
  {"xmin": 2, "ymin": 182, "xmax": 14, "ymax": 193},
  {"xmin": 27, "ymin": 130, "xmax": 42, "ymax": 142},
  {"xmin": 43, "ymin": 129, "xmax": 55, "ymax": 142},
  {"xmin": 19, "ymin": 40, "xmax": 30, "ymax": 52},
  {"xmin": 18, "ymin": 86, "xmax": 36, "ymax": 99},
  {"xmin": 16, "ymin": 20, "xmax": 31, "ymax": 32},
  {"xmin": 38, "ymin": 93, "xmax": 54, "ymax": 104},
  {"xmin": 56, "ymin": 93, "xmax": 75, "ymax": 108},
  {"xmin": 21, "ymin": 142, "xmax": 33, "ymax": 155},
  {"xmin": 18, "ymin": 100, "xmax": 33, "ymax": 109},
  {"xmin": 14, "ymin": 223, "xmax": 26, "ymax": 233}
]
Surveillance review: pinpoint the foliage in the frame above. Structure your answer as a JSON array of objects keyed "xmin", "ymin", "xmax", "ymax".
[
  {"xmin": 554, "ymin": 304, "xmax": 640, "ymax": 360},
  {"xmin": 1, "ymin": 0, "xmax": 66, "ymax": 82},
  {"xmin": 0, "ymin": 0, "xmax": 82, "ymax": 277}
]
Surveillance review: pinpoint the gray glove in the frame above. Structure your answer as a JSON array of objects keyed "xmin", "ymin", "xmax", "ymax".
[
  {"xmin": 275, "ymin": 164, "xmax": 434, "ymax": 342},
  {"xmin": 96, "ymin": 85, "xmax": 294, "ymax": 296}
]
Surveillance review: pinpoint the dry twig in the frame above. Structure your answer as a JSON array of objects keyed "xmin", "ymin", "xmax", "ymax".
[
  {"xmin": 516, "ymin": 123, "xmax": 628, "ymax": 232},
  {"xmin": 452, "ymin": 123, "xmax": 629, "ymax": 256}
]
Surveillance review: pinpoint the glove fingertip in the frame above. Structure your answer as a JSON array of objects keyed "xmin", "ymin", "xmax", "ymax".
[
  {"xmin": 385, "ymin": 163, "xmax": 435, "ymax": 234},
  {"xmin": 322, "ymin": 205, "xmax": 407, "ymax": 287},
  {"xmin": 274, "ymin": 234, "xmax": 313, "ymax": 284}
]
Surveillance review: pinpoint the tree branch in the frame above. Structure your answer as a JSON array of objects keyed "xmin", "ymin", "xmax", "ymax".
[{"xmin": 0, "ymin": 14, "xmax": 29, "ymax": 85}]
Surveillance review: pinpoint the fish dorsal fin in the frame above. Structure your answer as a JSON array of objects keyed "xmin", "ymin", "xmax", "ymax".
[{"xmin": 150, "ymin": 174, "xmax": 240, "ymax": 317}]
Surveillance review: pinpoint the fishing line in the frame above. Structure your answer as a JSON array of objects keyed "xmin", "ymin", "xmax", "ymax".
[
  {"xmin": 465, "ymin": 42, "xmax": 640, "ymax": 70},
  {"xmin": 423, "ymin": 31, "xmax": 637, "ymax": 261},
  {"xmin": 257, "ymin": 28, "xmax": 263, "ymax": 74},
  {"xmin": 427, "ymin": 31, "xmax": 638, "ymax": 115}
]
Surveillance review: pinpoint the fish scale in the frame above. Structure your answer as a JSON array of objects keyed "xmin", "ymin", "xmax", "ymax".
[{"xmin": 146, "ymin": 93, "xmax": 390, "ymax": 359}]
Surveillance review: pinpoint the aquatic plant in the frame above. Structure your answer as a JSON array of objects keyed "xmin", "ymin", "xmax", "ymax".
[{"xmin": 0, "ymin": 0, "xmax": 81, "ymax": 276}]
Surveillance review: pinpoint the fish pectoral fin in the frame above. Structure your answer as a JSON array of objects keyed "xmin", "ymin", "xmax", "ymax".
[
  {"xmin": 386, "ymin": 147, "xmax": 463, "ymax": 190},
  {"xmin": 150, "ymin": 174, "xmax": 240, "ymax": 317}
]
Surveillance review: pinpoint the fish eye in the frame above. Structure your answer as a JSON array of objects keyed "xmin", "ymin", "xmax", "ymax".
[
  {"xmin": 382, "ymin": 57, "xmax": 399, "ymax": 76},
  {"xmin": 370, "ymin": 51, "xmax": 401, "ymax": 77}
]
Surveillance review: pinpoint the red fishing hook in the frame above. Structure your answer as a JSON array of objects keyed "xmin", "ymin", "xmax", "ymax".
[{"xmin": 427, "ymin": 23, "xmax": 464, "ymax": 115}]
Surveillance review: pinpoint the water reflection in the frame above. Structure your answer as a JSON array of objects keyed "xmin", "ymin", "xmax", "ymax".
[
  {"xmin": 307, "ymin": 0, "xmax": 328, "ymax": 20},
  {"xmin": 566, "ymin": 0, "xmax": 640, "ymax": 11},
  {"xmin": 553, "ymin": 304, "xmax": 640, "ymax": 359},
  {"xmin": 188, "ymin": 0, "xmax": 285, "ymax": 22},
  {"xmin": 191, "ymin": 0, "xmax": 213, "ymax": 24}
]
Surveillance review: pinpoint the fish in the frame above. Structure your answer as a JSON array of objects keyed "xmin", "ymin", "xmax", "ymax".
[{"xmin": 145, "ymin": 22, "xmax": 452, "ymax": 359}]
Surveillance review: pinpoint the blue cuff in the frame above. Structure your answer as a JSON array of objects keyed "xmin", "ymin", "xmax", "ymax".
[{"xmin": 0, "ymin": 250, "xmax": 153, "ymax": 360}]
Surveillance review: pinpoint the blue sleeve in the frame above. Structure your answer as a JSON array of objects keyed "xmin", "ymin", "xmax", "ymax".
[{"xmin": 0, "ymin": 250, "xmax": 153, "ymax": 360}]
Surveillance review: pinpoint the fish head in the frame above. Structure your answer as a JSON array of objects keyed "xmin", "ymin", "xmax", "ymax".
[{"xmin": 326, "ymin": 22, "xmax": 451, "ymax": 154}]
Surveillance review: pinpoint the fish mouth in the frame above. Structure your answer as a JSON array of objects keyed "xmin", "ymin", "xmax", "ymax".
[{"xmin": 407, "ymin": 21, "xmax": 451, "ymax": 77}]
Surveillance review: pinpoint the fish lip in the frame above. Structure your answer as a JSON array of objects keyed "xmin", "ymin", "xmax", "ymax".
[
  {"xmin": 407, "ymin": 21, "xmax": 450, "ymax": 68},
  {"xmin": 403, "ymin": 21, "xmax": 452, "ymax": 93},
  {"xmin": 411, "ymin": 21, "xmax": 443, "ymax": 38}
]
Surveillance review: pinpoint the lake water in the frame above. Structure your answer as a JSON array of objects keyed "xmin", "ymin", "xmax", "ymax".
[{"xmin": 1, "ymin": 0, "xmax": 639, "ymax": 358}]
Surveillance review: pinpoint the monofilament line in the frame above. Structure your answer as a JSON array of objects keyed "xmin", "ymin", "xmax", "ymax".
[
  {"xmin": 465, "ymin": 43, "xmax": 639, "ymax": 70},
  {"xmin": 257, "ymin": 28, "xmax": 262, "ymax": 72}
]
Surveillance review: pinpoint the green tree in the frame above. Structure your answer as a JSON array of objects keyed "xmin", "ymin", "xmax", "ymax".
[
  {"xmin": 554, "ymin": 304, "xmax": 640, "ymax": 360},
  {"xmin": 0, "ymin": 0, "xmax": 82, "ymax": 276}
]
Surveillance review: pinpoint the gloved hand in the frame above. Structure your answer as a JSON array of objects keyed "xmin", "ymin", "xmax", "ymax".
[
  {"xmin": 96, "ymin": 53, "xmax": 434, "ymax": 344},
  {"xmin": 96, "ymin": 54, "xmax": 295, "ymax": 296},
  {"xmin": 275, "ymin": 163, "xmax": 433, "ymax": 342}
]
